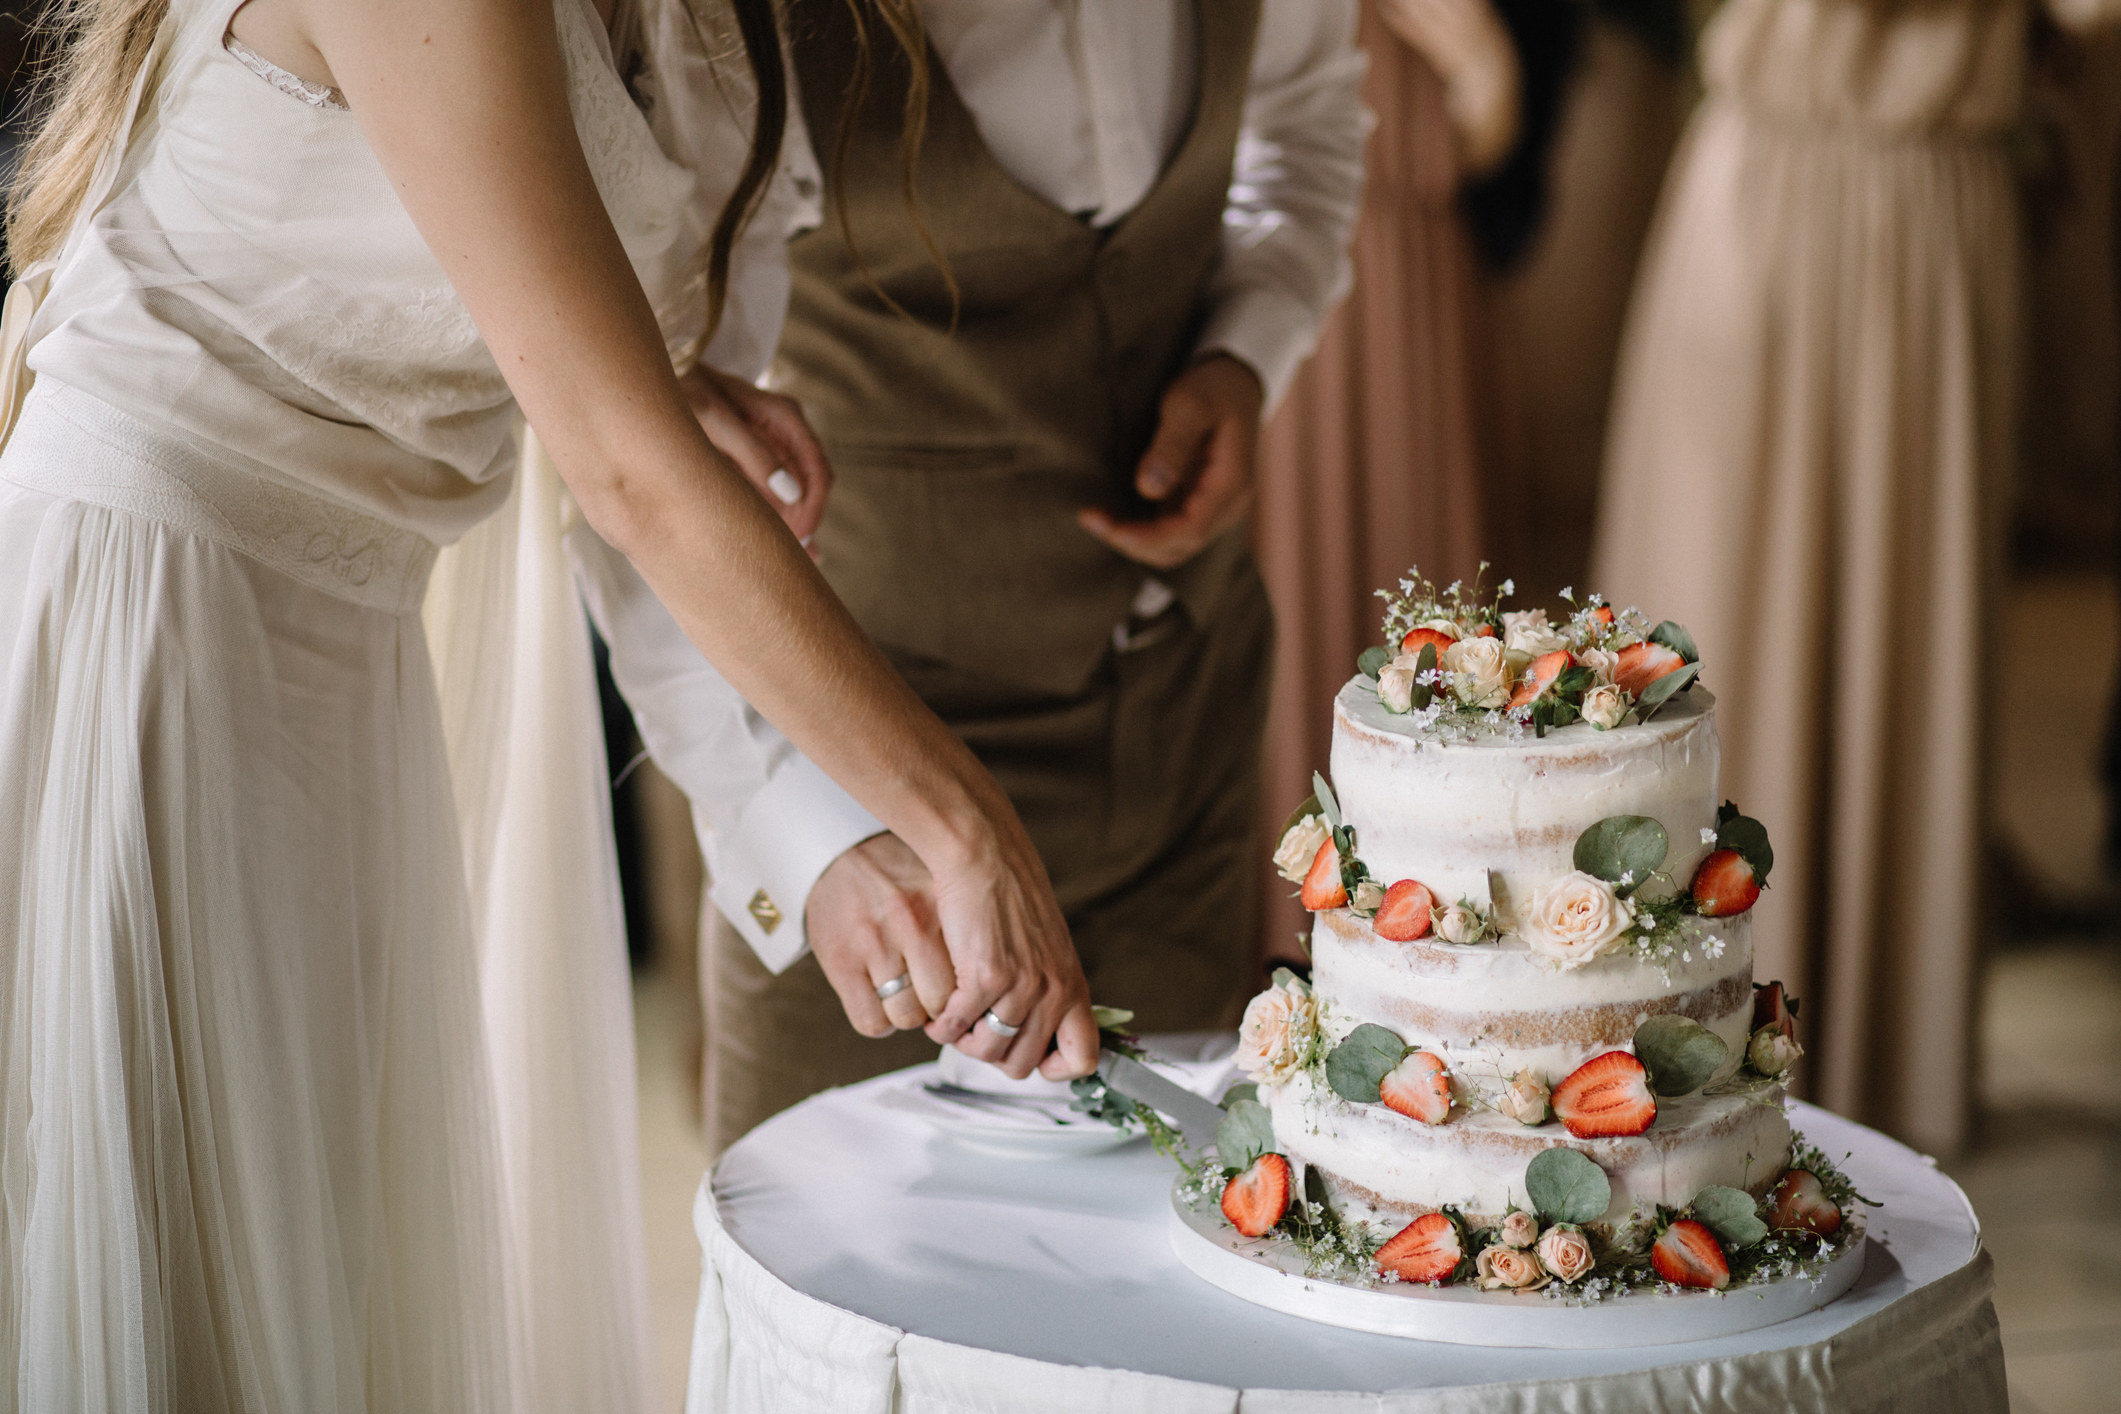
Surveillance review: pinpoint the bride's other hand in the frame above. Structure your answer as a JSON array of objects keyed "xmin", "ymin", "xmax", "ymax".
[
  {"xmin": 808, "ymin": 834, "xmax": 956, "ymax": 1035},
  {"xmin": 1376, "ymin": 0, "xmax": 1521, "ymax": 178},
  {"xmin": 678, "ymin": 365, "xmax": 833, "ymax": 551}
]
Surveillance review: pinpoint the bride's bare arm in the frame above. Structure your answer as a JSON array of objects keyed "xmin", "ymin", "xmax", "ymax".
[{"xmin": 278, "ymin": 0, "xmax": 1095, "ymax": 1078}]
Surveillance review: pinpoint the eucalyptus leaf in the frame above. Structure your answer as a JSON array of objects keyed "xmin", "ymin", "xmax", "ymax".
[
  {"xmin": 1312, "ymin": 772, "xmax": 1344, "ymax": 832},
  {"xmin": 1633, "ymin": 1014, "xmax": 1730, "ymax": 1097},
  {"xmin": 1649, "ymin": 620, "xmax": 1701, "ymax": 664},
  {"xmin": 1279, "ymin": 794, "xmax": 1323, "ymax": 842},
  {"xmin": 1410, "ymin": 642, "xmax": 1438, "ymax": 711},
  {"xmin": 1215, "ymin": 1098, "xmax": 1277, "ymax": 1169},
  {"xmin": 1525, "ymin": 1148, "xmax": 1612, "ymax": 1226},
  {"xmin": 1553, "ymin": 665, "xmax": 1596, "ymax": 700},
  {"xmin": 1634, "ymin": 662, "xmax": 1702, "ymax": 723},
  {"xmin": 1690, "ymin": 1185, "xmax": 1768, "ymax": 1249},
  {"xmin": 1573, "ymin": 815, "xmax": 1670, "ymax": 895},
  {"xmin": 1324, "ymin": 1023, "xmax": 1411, "ymax": 1105},
  {"xmin": 1357, "ymin": 645, "xmax": 1391, "ymax": 681},
  {"xmin": 1220, "ymin": 1081, "xmax": 1260, "ymax": 1108},
  {"xmin": 1269, "ymin": 966, "xmax": 1305, "ymax": 992},
  {"xmin": 1715, "ymin": 812, "xmax": 1775, "ymax": 883}
]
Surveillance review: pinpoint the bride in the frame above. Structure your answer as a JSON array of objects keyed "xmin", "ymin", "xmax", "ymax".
[{"xmin": 0, "ymin": 0, "xmax": 1096, "ymax": 1406}]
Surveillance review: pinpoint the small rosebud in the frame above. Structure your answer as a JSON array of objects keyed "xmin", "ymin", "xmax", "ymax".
[
  {"xmin": 1748, "ymin": 1025, "xmax": 1803, "ymax": 1078},
  {"xmin": 1351, "ymin": 878, "xmax": 1386, "ymax": 916},
  {"xmin": 1498, "ymin": 1210, "xmax": 1540, "ymax": 1249},
  {"xmin": 1497, "ymin": 1070, "xmax": 1551, "ymax": 1125}
]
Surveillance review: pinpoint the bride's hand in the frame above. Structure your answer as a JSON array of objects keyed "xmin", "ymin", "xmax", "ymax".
[
  {"xmin": 678, "ymin": 364, "xmax": 833, "ymax": 550},
  {"xmin": 1376, "ymin": 0, "xmax": 1522, "ymax": 178},
  {"xmin": 918, "ymin": 802, "xmax": 1100, "ymax": 1082}
]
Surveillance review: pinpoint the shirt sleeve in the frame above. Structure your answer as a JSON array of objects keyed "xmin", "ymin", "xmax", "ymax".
[
  {"xmin": 1194, "ymin": 0, "xmax": 1369, "ymax": 413},
  {"xmin": 574, "ymin": 28, "xmax": 858, "ymax": 973}
]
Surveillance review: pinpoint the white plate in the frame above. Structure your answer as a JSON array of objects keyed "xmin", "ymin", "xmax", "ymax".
[
  {"xmin": 1168, "ymin": 1177, "xmax": 1868, "ymax": 1348},
  {"xmin": 873, "ymin": 1072, "xmax": 1143, "ymax": 1159}
]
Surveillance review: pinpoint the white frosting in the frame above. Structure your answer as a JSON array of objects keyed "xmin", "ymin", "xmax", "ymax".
[
  {"xmin": 1269, "ymin": 1069, "xmax": 1791, "ymax": 1225},
  {"xmin": 1329, "ymin": 681, "xmax": 1722, "ymax": 910},
  {"xmin": 1310, "ymin": 909, "xmax": 1755, "ymax": 1093}
]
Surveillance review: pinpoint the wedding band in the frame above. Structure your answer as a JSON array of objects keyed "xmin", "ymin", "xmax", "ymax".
[
  {"xmin": 982, "ymin": 1010, "xmax": 1022, "ymax": 1039},
  {"xmin": 875, "ymin": 974, "xmax": 912, "ymax": 1002}
]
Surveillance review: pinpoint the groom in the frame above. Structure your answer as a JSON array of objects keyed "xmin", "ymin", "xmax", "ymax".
[{"xmin": 700, "ymin": 0, "xmax": 1365, "ymax": 1150}]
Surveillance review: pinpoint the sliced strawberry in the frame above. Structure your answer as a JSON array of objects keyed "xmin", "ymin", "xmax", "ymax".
[
  {"xmin": 1753, "ymin": 981, "xmax": 1797, "ymax": 1039},
  {"xmin": 1690, "ymin": 849, "xmax": 1761, "ymax": 917},
  {"xmin": 1590, "ymin": 605, "xmax": 1616, "ymax": 628},
  {"xmin": 1373, "ymin": 880, "xmax": 1435, "ymax": 941},
  {"xmin": 1766, "ymin": 1169, "xmax": 1843, "ymax": 1237},
  {"xmin": 1652, "ymin": 1218, "xmax": 1730, "ymax": 1289},
  {"xmin": 1379, "ymin": 1049, "xmax": 1451, "ymax": 1124},
  {"xmin": 1399, "ymin": 627, "xmax": 1457, "ymax": 662},
  {"xmin": 1552, "ymin": 1051, "xmax": 1656, "ymax": 1138},
  {"xmin": 1376, "ymin": 1211, "xmax": 1463, "ymax": 1284},
  {"xmin": 1474, "ymin": 623, "xmax": 1499, "ymax": 639},
  {"xmin": 1613, "ymin": 641, "xmax": 1686, "ymax": 698},
  {"xmin": 1221, "ymin": 1153, "xmax": 1293, "ymax": 1238},
  {"xmin": 1300, "ymin": 839, "xmax": 1348, "ymax": 911},
  {"xmin": 1507, "ymin": 648, "xmax": 1575, "ymax": 710}
]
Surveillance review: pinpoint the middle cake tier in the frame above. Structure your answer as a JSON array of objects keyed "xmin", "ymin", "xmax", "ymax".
[{"xmin": 1308, "ymin": 907, "xmax": 1757, "ymax": 1095}]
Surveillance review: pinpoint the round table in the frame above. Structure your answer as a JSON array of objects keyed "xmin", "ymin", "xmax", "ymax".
[{"xmin": 684, "ymin": 1063, "xmax": 2006, "ymax": 1414}]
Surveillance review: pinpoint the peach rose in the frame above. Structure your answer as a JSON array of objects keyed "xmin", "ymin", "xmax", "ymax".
[
  {"xmin": 1442, "ymin": 636, "xmax": 1513, "ymax": 710},
  {"xmin": 1475, "ymin": 1244, "xmax": 1549, "ymax": 1292},
  {"xmin": 1577, "ymin": 647, "xmax": 1622, "ymax": 685},
  {"xmin": 1273, "ymin": 814, "xmax": 1331, "ymax": 883},
  {"xmin": 1537, "ymin": 1224, "xmax": 1596, "ymax": 1283},
  {"xmin": 1236, "ymin": 978, "xmax": 1319, "ymax": 1086},
  {"xmin": 1521, "ymin": 871, "xmax": 1635, "ymax": 968},
  {"xmin": 1498, "ymin": 1210, "xmax": 1540, "ymax": 1249},
  {"xmin": 1498, "ymin": 1071, "xmax": 1551, "ymax": 1125},
  {"xmin": 1502, "ymin": 609, "xmax": 1569, "ymax": 661}
]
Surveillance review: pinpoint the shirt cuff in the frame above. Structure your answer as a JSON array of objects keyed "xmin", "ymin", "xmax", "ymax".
[
  {"xmin": 1194, "ymin": 282, "xmax": 1325, "ymax": 417},
  {"xmin": 703, "ymin": 754, "xmax": 887, "ymax": 974}
]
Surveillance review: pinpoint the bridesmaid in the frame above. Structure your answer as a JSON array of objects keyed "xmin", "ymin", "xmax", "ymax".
[
  {"xmin": 0, "ymin": 0, "xmax": 1095, "ymax": 1405},
  {"xmin": 1591, "ymin": 0, "xmax": 2121, "ymax": 1155}
]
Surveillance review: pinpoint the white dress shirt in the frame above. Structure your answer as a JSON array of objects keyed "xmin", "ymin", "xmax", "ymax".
[{"xmin": 604, "ymin": 0, "xmax": 1366, "ymax": 969}]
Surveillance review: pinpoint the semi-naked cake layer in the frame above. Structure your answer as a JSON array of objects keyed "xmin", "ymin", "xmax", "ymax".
[
  {"xmin": 1309, "ymin": 908, "xmax": 1756, "ymax": 1096},
  {"xmin": 1329, "ymin": 680, "xmax": 1722, "ymax": 911},
  {"xmin": 1268, "ymin": 1069, "xmax": 1792, "ymax": 1227}
]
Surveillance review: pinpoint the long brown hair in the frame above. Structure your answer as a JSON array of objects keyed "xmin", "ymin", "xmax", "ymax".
[
  {"xmin": 828, "ymin": 0, "xmax": 956, "ymax": 326},
  {"xmin": 5, "ymin": 0, "xmax": 791, "ymax": 345}
]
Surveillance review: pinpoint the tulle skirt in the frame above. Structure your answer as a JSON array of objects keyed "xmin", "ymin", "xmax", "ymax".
[{"xmin": 0, "ymin": 383, "xmax": 517, "ymax": 1409}]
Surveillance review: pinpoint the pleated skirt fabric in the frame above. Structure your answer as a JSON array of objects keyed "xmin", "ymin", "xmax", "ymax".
[
  {"xmin": 1589, "ymin": 96, "xmax": 2018, "ymax": 1155},
  {"xmin": 0, "ymin": 385, "xmax": 517, "ymax": 1410}
]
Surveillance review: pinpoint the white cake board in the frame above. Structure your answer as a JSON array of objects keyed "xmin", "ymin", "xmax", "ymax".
[{"xmin": 1168, "ymin": 1181, "xmax": 1867, "ymax": 1349}]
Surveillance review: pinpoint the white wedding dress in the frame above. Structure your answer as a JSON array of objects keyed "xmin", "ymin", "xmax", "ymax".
[{"xmin": 0, "ymin": 0, "xmax": 807, "ymax": 1407}]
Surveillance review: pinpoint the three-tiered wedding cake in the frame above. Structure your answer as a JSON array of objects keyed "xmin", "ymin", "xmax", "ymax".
[{"xmin": 1207, "ymin": 572, "xmax": 1854, "ymax": 1297}]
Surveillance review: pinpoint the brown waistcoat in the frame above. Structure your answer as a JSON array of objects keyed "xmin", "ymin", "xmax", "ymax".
[{"xmin": 776, "ymin": 0, "xmax": 1265, "ymax": 698}]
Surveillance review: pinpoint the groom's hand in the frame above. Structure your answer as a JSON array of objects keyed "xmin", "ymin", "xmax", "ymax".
[
  {"xmin": 806, "ymin": 833, "xmax": 957, "ymax": 1037},
  {"xmin": 1078, "ymin": 353, "xmax": 1264, "ymax": 570}
]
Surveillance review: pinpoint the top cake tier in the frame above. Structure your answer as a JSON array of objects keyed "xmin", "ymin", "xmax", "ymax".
[{"xmin": 1328, "ymin": 678, "xmax": 1722, "ymax": 914}]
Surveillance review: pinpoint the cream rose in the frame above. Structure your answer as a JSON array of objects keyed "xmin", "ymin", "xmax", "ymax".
[
  {"xmin": 1236, "ymin": 979, "xmax": 1319, "ymax": 1086},
  {"xmin": 1498, "ymin": 1210, "xmax": 1540, "ymax": 1249},
  {"xmin": 1435, "ymin": 902, "xmax": 1489, "ymax": 945},
  {"xmin": 1537, "ymin": 1224, "xmax": 1596, "ymax": 1283},
  {"xmin": 1498, "ymin": 1070, "xmax": 1551, "ymax": 1125},
  {"xmin": 1577, "ymin": 647, "xmax": 1621, "ymax": 685},
  {"xmin": 1748, "ymin": 1026, "xmax": 1803, "ymax": 1078},
  {"xmin": 1522, "ymin": 871, "xmax": 1635, "ymax": 968},
  {"xmin": 1581, "ymin": 683, "xmax": 1631, "ymax": 731},
  {"xmin": 1377, "ymin": 653, "xmax": 1423, "ymax": 713},
  {"xmin": 1475, "ymin": 1244, "xmax": 1549, "ymax": 1292},
  {"xmin": 1273, "ymin": 814, "xmax": 1332, "ymax": 883},
  {"xmin": 1502, "ymin": 609, "xmax": 1569, "ymax": 660},
  {"xmin": 1442, "ymin": 636, "xmax": 1513, "ymax": 710},
  {"xmin": 1352, "ymin": 878, "xmax": 1386, "ymax": 916}
]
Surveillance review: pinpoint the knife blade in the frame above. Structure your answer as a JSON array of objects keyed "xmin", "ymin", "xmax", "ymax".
[{"xmin": 1097, "ymin": 1049, "xmax": 1227, "ymax": 1149}]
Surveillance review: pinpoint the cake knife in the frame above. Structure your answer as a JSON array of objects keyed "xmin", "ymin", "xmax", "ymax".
[{"xmin": 1096, "ymin": 1048, "xmax": 1228, "ymax": 1150}]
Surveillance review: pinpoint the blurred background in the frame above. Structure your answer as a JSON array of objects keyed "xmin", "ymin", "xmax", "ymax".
[{"xmin": 4, "ymin": 1, "xmax": 2115, "ymax": 1408}]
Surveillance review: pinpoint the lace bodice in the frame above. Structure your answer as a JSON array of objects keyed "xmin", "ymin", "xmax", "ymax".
[{"xmin": 24, "ymin": 0, "xmax": 793, "ymax": 543}]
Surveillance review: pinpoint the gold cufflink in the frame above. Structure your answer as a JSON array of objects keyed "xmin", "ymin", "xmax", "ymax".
[{"xmin": 747, "ymin": 889, "xmax": 782, "ymax": 935}]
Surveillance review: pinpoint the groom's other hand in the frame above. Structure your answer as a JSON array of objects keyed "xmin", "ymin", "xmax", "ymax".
[
  {"xmin": 1077, "ymin": 353, "xmax": 1264, "ymax": 570},
  {"xmin": 679, "ymin": 364, "xmax": 835, "ymax": 553},
  {"xmin": 807, "ymin": 834, "xmax": 957, "ymax": 1037}
]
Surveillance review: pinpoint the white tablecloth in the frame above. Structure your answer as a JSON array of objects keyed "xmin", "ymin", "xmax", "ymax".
[{"xmin": 685, "ymin": 1065, "xmax": 2005, "ymax": 1413}]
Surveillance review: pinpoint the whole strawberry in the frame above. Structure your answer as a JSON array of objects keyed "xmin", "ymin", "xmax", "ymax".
[{"xmin": 1690, "ymin": 849, "xmax": 1761, "ymax": 917}]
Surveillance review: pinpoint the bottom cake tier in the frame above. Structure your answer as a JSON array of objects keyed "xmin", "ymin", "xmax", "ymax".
[{"xmin": 1267, "ymin": 1068, "xmax": 1792, "ymax": 1228}]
